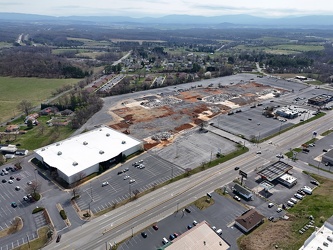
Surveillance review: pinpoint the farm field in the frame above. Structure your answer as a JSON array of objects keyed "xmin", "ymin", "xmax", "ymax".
[{"xmin": 0, "ymin": 77, "xmax": 78, "ymax": 122}]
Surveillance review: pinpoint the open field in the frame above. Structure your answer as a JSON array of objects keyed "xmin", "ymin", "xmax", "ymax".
[
  {"xmin": 0, "ymin": 77, "xmax": 78, "ymax": 122},
  {"xmin": 271, "ymin": 44, "xmax": 324, "ymax": 52},
  {"xmin": 238, "ymin": 173, "xmax": 333, "ymax": 250}
]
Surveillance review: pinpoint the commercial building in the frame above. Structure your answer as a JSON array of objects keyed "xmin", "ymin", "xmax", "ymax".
[
  {"xmin": 300, "ymin": 216, "xmax": 333, "ymax": 250},
  {"xmin": 277, "ymin": 173, "xmax": 297, "ymax": 188},
  {"xmin": 308, "ymin": 94, "xmax": 333, "ymax": 106},
  {"xmin": 34, "ymin": 125, "xmax": 143, "ymax": 184},
  {"xmin": 234, "ymin": 209, "xmax": 265, "ymax": 233},
  {"xmin": 163, "ymin": 221, "xmax": 230, "ymax": 250},
  {"xmin": 232, "ymin": 183, "xmax": 253, "ymax": 200},
  {"xmin": 275, "ymin": 107, "xmax": 299, "ymax": 119}
]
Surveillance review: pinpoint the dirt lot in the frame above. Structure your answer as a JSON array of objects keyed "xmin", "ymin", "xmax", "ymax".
[
  {"xmin": 238, "ymin": 219, "xmax": 294, "ymax": 250},
  {"xmin": 107, "ymin": 82, "xmax": 287, "ymax": 147}
]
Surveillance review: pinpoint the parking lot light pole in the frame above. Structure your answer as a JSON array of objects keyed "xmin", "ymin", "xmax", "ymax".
[
  {"xmin": 34, "ymin": 169, "xmax": 37, "ymax": 183},
  {"xmin": 131, "ymin": 227, "xmax": 134, "ymax": 237},
  {"xmin": 26, "ymin": 234, "xmax": 31, "ymax": 249}
]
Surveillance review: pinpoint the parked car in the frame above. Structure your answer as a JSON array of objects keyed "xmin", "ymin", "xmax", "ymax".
[
  {"xmin": 169, "ymin": 234, "xmax": 175, "ymax": 240},
  {"xmin": 15, "ymin": 186, "xmax": 20, "ymax": 191},
  {"xmin": 27, "ymin": 181, "xmax": 33, "ymax": 185},
  {"xmin": 11, "ymin": 202, "xmax": 17, "ymax": 208},
  {"xmin": 294, "ymin": 193, "xmax": 303, "ymax": 200},
  {"xmin": 8, "ymin": 180, "xmax": 13, "ymax": 184},
  {"xmin": 193, "ymin": 220, "xmax": 198, "ymax": 226},
  {"xmin": 256, "ymin": 151, "xmax": 262, "ymax": 154},
  {"xmin": 2, "ymin": 179, "xmax": 7, "ymax": 183},
  {"xmin": 185, "ymin": 207, "xmax": 191, "ymax": 213},
  {"xmin": 152, "ymin": 224, "xmax": 158, "ymax": 230},
  {"xmin": 10, "ymin": 176, "xmax": 14, "ymax": 180},
  {"xmin": 123, "ymin": 168, "xmax": 129, "ymax": 172},
  {"xmin": 187, "ymin": 225, "xmax": 192, "ymax": 230},
  {"xmin": 117, "ymin": 171, "xmax": 123, "ymax": 175},
  {"xmin": 268, "ymin": 216, "xmax": 274, "ymax": 221},
  {"xmin": 56, "ymin": 234, "xmax": 62, "ymax": 243},
  {"xmin": 23, "ymin": 196, "xmax": 29, "ymax": 201},
  {"xmin": 310, "ymin": 180, "xmax": 319, "ymax": 185},
  {"xmin": 323, "ymin": 149, "xmax": 328, "ymax": 152},
  {"xmin": 233, "ymin": 195, "xmax": 241, "ymax": 201},
  {"xmin": 129, "ymin": 179, "xmax": 135, "ymax": 184},
  {"xmin": 173, "ymin": 233, "xmax": 179, "ymax": 238},
  {"xmin": 268, "ymin": 203, "xmax": 274, "ymax": 208},
  {"xmin": 211, "ymin": 226, "xmax": 217, "ymax": 231},
  {"xmin": 277, "ymin": 207, "xmax": 283, "ymax": 213},
  {"xmin": 102, "ymin": 181, "xmax": 109, "ymax": 187},
  {"xmin": 123, "ymin": 175, "xmax": 130, "ymax": 180},
  {"xmin": 141, "ymin": 232, "xmax": 147, "ymax": 238},
  {"xmin": 16, "ymin": 177, "xmax": 21, "ymax": 181}
]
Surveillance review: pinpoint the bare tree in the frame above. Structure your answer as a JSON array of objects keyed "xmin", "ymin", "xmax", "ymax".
[
  {"xmin": 71, "ymin": 186, "xmax": 81, "ymax": 199},
  {"xmin": 26, "ymin": 180, "xmax": 42, "ymax": 195},
  {"xmin": 38, "ymin": 123, "xmax": 46, "ymax": 135},
  {"xmin": 17, "ymin": 100, "xmax": 33, "ymax": 116}
]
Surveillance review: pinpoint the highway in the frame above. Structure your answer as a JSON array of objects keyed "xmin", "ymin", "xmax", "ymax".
[{"xmin": 45, "ymin": 111, "xmax": 333, "ymax": 249}]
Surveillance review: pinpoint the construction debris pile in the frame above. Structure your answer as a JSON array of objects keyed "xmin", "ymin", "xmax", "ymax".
[
  {"xmin": 141, "ymin": 97, "xmax": 182, "ymax": 108},
  {"xmin": 204, "ymin": 93, "xmax": 237, "ymax": 103},
  {"xmin": 151, "ymin": 131, "xmax": 172, "ymax": 141}
]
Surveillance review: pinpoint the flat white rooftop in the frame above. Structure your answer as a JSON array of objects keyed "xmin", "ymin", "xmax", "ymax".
[
  {"xmin": 300, "ymin": 222, "xmax": 333, "ymax": 249},
  {"xmin": 34, "ymin": 126, "xmax": 142, "ymax": 177},
  {"xmin": 166, "ymin": 221, "xmax": 229, "ymax": 250},
  {"xmin": 279, "ymin": 173, "xmax": 297, "ymax": 184}
]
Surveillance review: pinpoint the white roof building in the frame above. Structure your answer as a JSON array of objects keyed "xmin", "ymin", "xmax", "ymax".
[
  {"xmin": 300, "ymin": 219, "xmax": 333, "ymax": 250},
  {"xmin": 34, "ymin": 126, "xmax": 143, "ymax": 184}
]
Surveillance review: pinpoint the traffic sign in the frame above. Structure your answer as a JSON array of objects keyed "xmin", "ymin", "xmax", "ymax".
[{"xmin": 239, "ymin": 170, "xmax": 247, "ymax": 178}]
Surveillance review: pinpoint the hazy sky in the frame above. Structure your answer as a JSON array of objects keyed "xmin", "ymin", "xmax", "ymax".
[{"xmin": 1, "ymin": 0, "xmax": 333, "ymax": 17}]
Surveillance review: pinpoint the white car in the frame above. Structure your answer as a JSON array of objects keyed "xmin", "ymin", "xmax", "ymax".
[
  {"xmin": 8, "ymin": 180, "xmax": 13, "ymax": 184},
  {"xmin": 23, "ymin": 196, "xmax": 29, "ymax": 201},
  {"xmin": 15, "ymin": 186, "xmax": 20, "ymax": 191},
  {"xmin": 233, "ymin": 195, "xmax": 241, "ymax": 201},
  {"xmin": 129, "ymin": 179, "xmax": 135, "ymax": 184},
  {"xmin": 193, "ymin": 220, "xmax": 198, "ymax": 226},
  {"xmin": 268, "ymin": 203, "xmax": 274, "ymax": 208},
  {"xmin": 256, "ymin": 151, "xmax": 262, "ymax": 154},
  {"xmin": 276, "ymin": 207, "xmax": 283, "ymax": 213},
  {"xmin": 123, "ymin": 175, "xmax": 130, "ymax": 180},
  {"xmin": 102, "ymin": 181, "xmax": 109, "ymax": 187},
  {"xmin": 276, "ymin": 154, "xmax": 284, "ymax": 159}
]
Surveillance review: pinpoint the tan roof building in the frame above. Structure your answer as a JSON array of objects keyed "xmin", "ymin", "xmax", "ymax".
[
  {"xmin": 235, "ymin": 209, "xmax": 264, "ymax": 233},
  {"xmin": 165, "ymin": 221, "xmax": 229, "ymax": 250}
]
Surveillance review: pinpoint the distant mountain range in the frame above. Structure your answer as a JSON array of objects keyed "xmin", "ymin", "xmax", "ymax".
[{"xmin": 1, "ymin": 13, "xmax": 333, "ymax": 28}]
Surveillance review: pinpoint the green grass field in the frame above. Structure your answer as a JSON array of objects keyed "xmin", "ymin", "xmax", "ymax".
[{"xmin": 0, "ymin": 77, "xmax": 79, "ymax": 122}]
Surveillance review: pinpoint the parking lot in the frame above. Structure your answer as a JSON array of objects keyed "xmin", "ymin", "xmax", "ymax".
[
  {"xmin": 208, "ymin": 85, "xmax": 328, "ymax": 140},
  {"xmin": 152, "ymin": 128, "xmax": 237, "ymax": 170},
  {"xmin": 118, "ymin": 193, "xmax": 247, "ymax": 250},
  {"xmin": 76, "ymin": 154, "xmax": 184, "ymax": 213},
  {"xmin": 296, "ymin": 132, "xmax": 333, "ymax": 172},
  {"xmin": 0, "ymin": 167, "xmax": 37, "ymax": 229}
]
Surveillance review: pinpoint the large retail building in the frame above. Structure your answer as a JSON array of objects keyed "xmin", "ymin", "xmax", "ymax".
[{"xmin": 34, "ymin": 126, "xmax": 143, "ymax": 184}]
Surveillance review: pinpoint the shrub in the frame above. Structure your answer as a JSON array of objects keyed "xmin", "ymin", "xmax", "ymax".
[
  {"xmin": 59, "ymin": 210, "xmax": 67, "ymax": 220},
  {"xmin": 32, "ymin": 207, "xmax": 45, "ymax": 214}
]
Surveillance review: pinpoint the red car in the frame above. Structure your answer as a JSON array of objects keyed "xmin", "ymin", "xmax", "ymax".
[{"xmin": 153, "ymin": 225, "xmax": 158, "ymax": 230}]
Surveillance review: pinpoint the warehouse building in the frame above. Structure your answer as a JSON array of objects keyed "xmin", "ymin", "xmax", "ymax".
[{"xmin": 34, "ymin": 126, "xmax": 143, "ymax": 184}]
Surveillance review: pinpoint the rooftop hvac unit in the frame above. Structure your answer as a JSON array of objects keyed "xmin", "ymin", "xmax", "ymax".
[
  {"xmin": 57, "ymin": 151, "xmax": 62, "ymax": 155},
  {"xmin": 328, "ymin": 236, "xmax": 333, "ymax": 242},
  {"xmin": 106, "ymin": 133, "xmax": 110, "ymax": 137},
  {"xmin": 41, "ymin": 148, "xmax": 45, "ymax": 151},
  {"xmin": 83, "ymin": 141, "xmax": 88, "ymax": 145},
  {"xmin": 122, "ymin": 141, "xmax": 126, "ymax": 144},
  {"xmin": 72, "ymin": 162, "xmax": 78, "ymax": 166},
  {"xmin": 56, "ymin": 143, "xmax": 60, "ymax": 146},
  {"xmin": 99, "ymin": 150, "xmax": 104, "ymax": 154}
]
